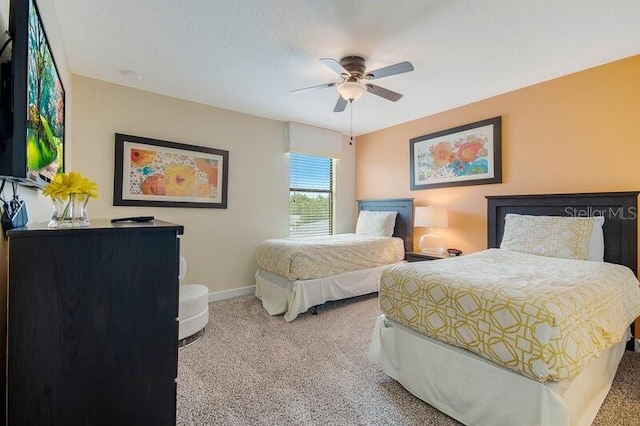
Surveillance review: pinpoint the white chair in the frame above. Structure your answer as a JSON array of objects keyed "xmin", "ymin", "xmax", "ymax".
[{"xmin": 178, "ymin": 256, "xmax": 209, "ymax": 343}]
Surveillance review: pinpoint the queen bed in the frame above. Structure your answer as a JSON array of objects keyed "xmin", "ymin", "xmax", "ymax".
[
  {"xmin": 255, "ymin": 198, "xmax": 413, "ymax": 321},
  {"xmin": 370, "ymin": 192, "xmax": 640, "ymax": 426}
]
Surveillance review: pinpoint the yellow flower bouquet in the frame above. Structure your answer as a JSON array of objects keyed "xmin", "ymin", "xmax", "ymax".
[
  {"xmin": 43, "ymin": 171, "xmax": 98, "ymax": 200},
  {"xmin": 43, "ymin": 172, "xmax": 98, "ymax": 228}
]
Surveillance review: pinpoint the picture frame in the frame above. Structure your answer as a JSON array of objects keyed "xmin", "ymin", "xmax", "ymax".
[
  {"xmin": 114, "ymin": 134, "xmax": 229, "ymax": 208},
  {"xmin": 410, "ymin": 116, "xmax": 502, "ymax": 190}
]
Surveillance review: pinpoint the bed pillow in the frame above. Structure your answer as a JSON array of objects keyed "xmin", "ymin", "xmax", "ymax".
[
  {"xmin": 576, "ymin": 215, "xmax": 605, "ymax": 261},
  {"xmin": 540, "ymin": 215, "xmax": 604, "ymax": 261},
  {"xmin": 355, "ymin": 210, "xmax": 397, "ymax": 237},
  {"xmin": 500, "ymin": 214, "xmax": 597, "ymax": 261}
]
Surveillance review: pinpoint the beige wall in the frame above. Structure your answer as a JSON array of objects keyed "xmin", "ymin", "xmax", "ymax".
[
  {"xmin": 356, "ymin": 54, "xmax": 640, "ymax": 334},
  {"xmin": 71, "ymin": 76, "xmax": 356, "ymax": 294}
]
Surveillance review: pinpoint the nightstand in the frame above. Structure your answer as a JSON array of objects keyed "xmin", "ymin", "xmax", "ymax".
[{"xmin": 405, "ymin": 251, "xmax": 450, "ymax": 262}]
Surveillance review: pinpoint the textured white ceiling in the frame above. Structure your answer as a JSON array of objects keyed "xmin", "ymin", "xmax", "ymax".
[{"xmin": 51, "ymin": 0, "xmax": 640, "ymax": 136}]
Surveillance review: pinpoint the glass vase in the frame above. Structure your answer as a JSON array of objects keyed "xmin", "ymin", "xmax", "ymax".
[
  {"xmin": 48, "ymin": 195, "xmax": 74, "ymax": 228},
  {"xmin": 48, "ymin": 193, "xmax": 91, "ymax": 228},
  {"xmin": 72, "ymin": 194, "xmax": 91, "ymax": 227}
]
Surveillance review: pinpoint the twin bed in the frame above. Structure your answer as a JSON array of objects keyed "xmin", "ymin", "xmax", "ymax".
[
  {"xmin": 254, "ymin": 198, "xmax": 414, "ymax": 321},
  {"xmin": 371, "ymin": 192, "xmax": 640, "ymax": 426}
]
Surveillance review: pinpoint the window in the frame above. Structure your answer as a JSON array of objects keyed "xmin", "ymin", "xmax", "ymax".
[{"xmin": 289, "ymin": 152, "xmax": 335, "ymax": 237}]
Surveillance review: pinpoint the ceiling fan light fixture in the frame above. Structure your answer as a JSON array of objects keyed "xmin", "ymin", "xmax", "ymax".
[{"xmin": 337, "ymin": 81, "xmax": 366, "ymax": 101}]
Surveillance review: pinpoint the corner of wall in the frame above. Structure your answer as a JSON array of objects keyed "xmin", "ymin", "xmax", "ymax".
[{"xmin": 335, "ymin": 135, "xmax": 356, "ymax": 233}]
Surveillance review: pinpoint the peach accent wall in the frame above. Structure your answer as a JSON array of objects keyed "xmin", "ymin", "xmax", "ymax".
[
  {"xmin": 356, "ymin": 54, "xmax": 640, "ymax": 335},
  {"xmin": 357, "ymin": 54, "xmax": 640, "ymax": 254}
]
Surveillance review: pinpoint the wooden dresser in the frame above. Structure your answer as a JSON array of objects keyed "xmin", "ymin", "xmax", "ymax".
[{"xmin": 6, "ymin": 220, "xmax": 183, "ymax": 425}]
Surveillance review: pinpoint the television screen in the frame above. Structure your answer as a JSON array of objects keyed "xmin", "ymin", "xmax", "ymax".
[
  {"xmin": 26, "ymin": 0, "xmax": 64, "ymax": 182},
  {"xmin": 0, "ymin": 0, "xmax": 65, "ymax": 186}
]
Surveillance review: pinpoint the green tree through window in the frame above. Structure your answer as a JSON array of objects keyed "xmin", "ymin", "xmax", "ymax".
[{"xmin": 289, "ymin": 153, "xmax": 335, "ymax": 237}]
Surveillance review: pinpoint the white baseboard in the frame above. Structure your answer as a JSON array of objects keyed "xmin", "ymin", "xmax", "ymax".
[
  {"xmin": 636, "ymin": 338, "xmax": 640, "ymax": 352},
  {"xmin": 208, "ymin": 285, "xmax": 256, "ymax": 303}
]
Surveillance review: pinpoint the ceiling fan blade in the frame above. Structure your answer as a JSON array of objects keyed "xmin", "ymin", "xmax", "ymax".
[
  {"xmin": 333, "ymin": 96, "xmax": 348, "ymax": 112},
  {"xmin": 366, "ymin": 61, "xmax": 414, "ymax": 80},
  {"xmin": 290, "ymin": 82, "xmax": 337, "ymax": 94},
  {"xmin": 320, "ymin": 57, "xmax": 350, "ymax": 76},
  {"xmin": 366, "ymin": 84, "xmax": 403, "ymax": 102}
]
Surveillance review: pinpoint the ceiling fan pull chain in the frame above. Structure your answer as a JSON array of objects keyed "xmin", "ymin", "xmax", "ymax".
[{"xmin": 349, "ymin": 99, "xmax": 354, "ymax": 145}]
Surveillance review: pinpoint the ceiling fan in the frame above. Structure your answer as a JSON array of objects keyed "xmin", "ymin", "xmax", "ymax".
[{"xmin": 291, "ymin": 56, "xmax": 414, "ymax": 112}]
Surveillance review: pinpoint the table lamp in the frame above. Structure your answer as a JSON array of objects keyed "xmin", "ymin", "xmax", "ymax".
[{"xmin": 415, "ymin": 206, "xmax": 448, "ymax": 254}]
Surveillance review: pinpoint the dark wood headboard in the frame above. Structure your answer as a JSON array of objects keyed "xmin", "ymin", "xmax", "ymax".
[
  {"xmin": 357, "ymin": 198, "xmax": 414, "ymax": 252},
  {"xmin": 487, "ymin": 192, "xmax": 638, "ymax": 274}
]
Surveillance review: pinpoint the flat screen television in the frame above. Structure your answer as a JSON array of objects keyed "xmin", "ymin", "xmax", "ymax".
[{"xmin": 0, "ymin": 0, "xmax": 65, "ymax": 187}]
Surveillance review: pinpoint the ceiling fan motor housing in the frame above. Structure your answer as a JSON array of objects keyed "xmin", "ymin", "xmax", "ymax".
[{"xmin": 340, "ymin": 56, "xmax": 366, "ymax": 78}]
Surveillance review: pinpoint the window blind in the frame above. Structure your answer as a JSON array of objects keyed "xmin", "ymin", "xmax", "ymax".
[
  {"xmin": 285, "ymin": 122, "xmax": 343, "ymax": 159},
  {"xmin": 289, "ymin": 152, "xmax": 334, "ymax": 238}
]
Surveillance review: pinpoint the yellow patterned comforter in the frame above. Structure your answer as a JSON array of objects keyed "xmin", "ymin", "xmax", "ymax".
[
  {"xmin": 379, "ymin": 249, "xmax": 640, "ymax": 382},
  {"xmin": 255, "ymin": 233, "xmax": 405, "ymax": 281}
]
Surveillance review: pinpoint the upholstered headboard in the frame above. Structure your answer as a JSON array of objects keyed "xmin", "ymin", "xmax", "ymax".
[{"xmin": 357, "ymin": 198, "xmax": 414, "ymax": 252}]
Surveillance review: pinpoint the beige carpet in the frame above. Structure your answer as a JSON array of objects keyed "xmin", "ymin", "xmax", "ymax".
[{"xmin": 177, "ymin": 294, "xmax": 640, "ymax": 425}]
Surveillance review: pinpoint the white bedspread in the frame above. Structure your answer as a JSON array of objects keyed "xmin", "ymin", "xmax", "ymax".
[{"xmin": 254, "ymin": 233, "xmax": 405, "ymax": 281}]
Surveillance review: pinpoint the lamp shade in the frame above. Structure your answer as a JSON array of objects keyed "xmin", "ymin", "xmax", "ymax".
[
  {"xmin": 414, "ymin": 206, "xmax": 448, "ymax": 228},
  {"xmin": 337, "ymin": 81, "xmax": 367, "ymax": 101}
]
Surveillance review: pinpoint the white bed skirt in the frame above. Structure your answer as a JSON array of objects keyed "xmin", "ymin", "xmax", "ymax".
[
  {"xmin": 370, "ymin": 315, "xmax": 628, "ymax": 426},
  {"xmin": 255, "ymin": 264, "xmax": 399, "ymax": 322}
]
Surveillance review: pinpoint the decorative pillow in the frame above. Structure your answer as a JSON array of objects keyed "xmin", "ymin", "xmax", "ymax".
[
  {"xmin": 355, "ymin": 210, "xmax": 397, "ymax": 237},
  {"xmin": 500, "ymin": 214, "xmax": 595, "ymax": 260}
]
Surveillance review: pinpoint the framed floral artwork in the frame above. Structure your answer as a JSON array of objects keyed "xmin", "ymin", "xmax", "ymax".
[
  {"xmin": 114, "ymin": 134, "xmax": 229, "ymax": 208},
  {"xmin": 409, "ymin": 116, "xmax": 502, "ymax": 190}
]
